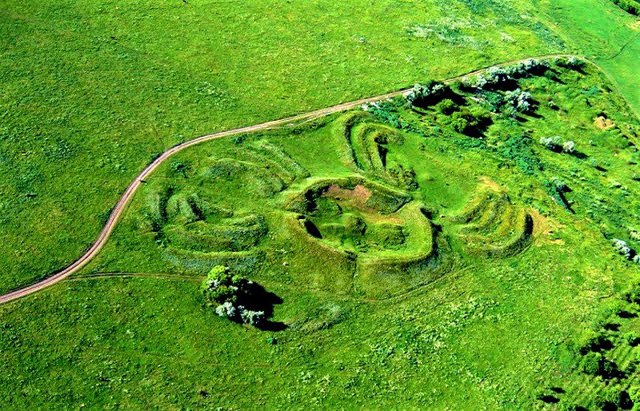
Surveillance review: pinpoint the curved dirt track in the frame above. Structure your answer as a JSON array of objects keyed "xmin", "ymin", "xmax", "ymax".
[{"xmin": 0, "ymin": 54, "xmax": 577, "ymax": 305}]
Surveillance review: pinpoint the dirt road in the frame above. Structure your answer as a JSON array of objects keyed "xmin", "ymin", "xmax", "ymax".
[{"xmin": 0, "ymin": 54, "xmax": 576, "ymax": 305}]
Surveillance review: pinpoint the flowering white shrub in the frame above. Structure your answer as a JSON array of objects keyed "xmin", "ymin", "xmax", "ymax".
[
  {"xmin": 539, "ymin": 136, "xmax": 563, "ymax": 152},
  {"xmin": 563, "ymin": 141, "xmax": 576, "ymax": 154},
  {"xmin": 612, "ymin": 239, "xmax": 632, "ymax": 259},
  {"xmin": 239, "ymin": 308, "xmax": 266, "ymax": 326},
  {"xmin": 406, "ymin": 81, "xmax": 446, "ymax": 106},
  {"xmin": 504, "ymin": 89, "xmax": 533, "ymax": 114},
  {"xmin": 215, "ymin": 301, "xmax": 237, "ymax": 318}
]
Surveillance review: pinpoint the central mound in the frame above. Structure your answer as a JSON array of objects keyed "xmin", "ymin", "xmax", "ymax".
[{"xmin": 286, "ymin": 177, "xmax": 448, "ymax": 298}]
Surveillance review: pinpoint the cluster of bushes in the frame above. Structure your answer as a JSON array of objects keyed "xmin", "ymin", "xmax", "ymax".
[
  {"xmin": 448, "ymin": 106, "xmax": 490, "ymax": 136},
  {"xmin": 578, "ymin": 351, "xmax": 620, "ymax": 379},
  {"xmin": 555, "ymin": 56, "xmax": 586, "ymax": 71},
  {"xmin": 201, "ymin": 265, "xmax": 266, "ymax": 327},
  {"xmin": 505, "ymin": 58, "xmax": 551, "ymax": 77},
  {"xmin": 503, "ymin": 88, "xmax": 534, "ymax": 116},
  {"xmin": 406, "ymin": 80, "xmax": 447, "ymax": 107},
  {"xmin": 539, "ymin": 136, "xmax": 576, "ymax": 154},
  {"xmin": 465, "ymin": 66, "xmax": 510, "ymax": 89},
  {"xmin": 611, "ymin": 0, "xmax": 640, "ymax": 15},
  {"xmin": 612, "ymin": 238, "xmax": 640, "ymax": 264},
  {"xmin": 362, "ymin": 100, "xmax": 409, "ymax": 129},
  {"xmin": 545, "ymin": 178, "xmax": 574, "ymax": 212},
  {"xmin": 462, "ymin": 59, "xmax": 554, "ymax": 91},
  {"xmin": 498, "ymin": 134, "xmax": 543, "ymax": 175}
]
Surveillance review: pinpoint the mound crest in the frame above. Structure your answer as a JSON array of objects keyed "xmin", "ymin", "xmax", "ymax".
[
  {"xmin": 286, "ymin": 177, "xmax": 449, "ymax": 298},
  {"xmin": 203, "ymin": 141, "xmax": 309, "ymax": 197},
  {"xmin": 452, "ymin": 183, "xmax": 533, "ymax": 258},
  {"xmin": 337, "ymin": 113, "xmax": 417, "ymax": 190},
  {"xmin": 144, "ymin": 185, "xmax": 268, "ymax": 274}
]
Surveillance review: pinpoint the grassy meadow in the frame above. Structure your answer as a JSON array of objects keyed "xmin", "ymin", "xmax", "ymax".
[
  {"xmin": 3, "ymin": 57, "xmax": 640, "ymax": 408},
  {"xmin": 0, "ymin": 0, "xmax": 564, "ymax": 293},
  {"xmin": 2, "ymin": 1, "xmax": 640, "ymax": 409}
]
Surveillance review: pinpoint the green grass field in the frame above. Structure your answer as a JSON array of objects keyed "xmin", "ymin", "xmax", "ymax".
[
  {"xmin": 3, "ymin": 55, "xmax": 640, "ymax": 408},
  {"xmin": 0, "ymin": 0, "xmax": 564, "ymax": 294},
  {"xmin": 1, "ymin": 1, "xmax": 640, "ymax": 409}
]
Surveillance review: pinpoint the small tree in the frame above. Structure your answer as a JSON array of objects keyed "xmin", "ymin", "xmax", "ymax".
[
  {"xmin": 504, "ymin": 88, "xmax": 533, "ymax": 115},
  {"xmin": 201, "ymin": 266, "xmax": 272, "ymax": 328},
  {"xmin": 435, "ymin": 98, "xmax": 457, "ymax": 115},
  {"xmin": 406, "ymin": 80, "xmax": 446, "ymax": 107},
  {"xmin": 612, "ymin": 239, "xmax": 632, "ymax": 259},
  {"xmin": 562, "ymin": 141, "xmax": 576, "ymax": 154},
  {"xmin": 201, "ymin": 265, "xmax": 244, "ymax": 306},
  {"xmin": 240, "ymin": 308, "xmax": 266, "ymax": 326},
  {"xmin": 540, "ymin": 136, "xmax": 562, "ymax": 152}
]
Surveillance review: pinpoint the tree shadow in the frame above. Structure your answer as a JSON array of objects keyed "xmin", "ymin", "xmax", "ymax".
[
  {"xmin": 604, "ymin": 323, "xmax": 621, "ymax": 332},
  {"xmin": 617, "ymin": 310, "xmax": 638, "ymax": 319},
  {"xmin": 570, "ymin": 150, "xmax": 588, "ymax": 160},
  {"xmin": 602, "ymin": 359, "xmax": 626, "ymax": 380},
  {"xmin": 463, "ymin": 115, "xmax": 493, "ymax": 138},
  {"xmin": 537, "ymin": 395, "xmax": 559, "ymax": 404},
  {"xmin": 238, "ymin": 282, "xmax": 287, "ymax": 331}
]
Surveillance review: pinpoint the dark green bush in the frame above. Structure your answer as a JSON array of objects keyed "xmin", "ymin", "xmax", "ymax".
[
  {"xmin": 435, "ymin": 99, "xmax": 457, "ymax": 115},
  {"xmin": 498, "ymin": 134, "xmax": 542, "ymax": 175}
]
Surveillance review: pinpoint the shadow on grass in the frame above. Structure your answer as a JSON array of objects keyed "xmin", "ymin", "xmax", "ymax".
[{"xmin": 239, "ymin": 282, "xmax": 287, "ymax": 331}]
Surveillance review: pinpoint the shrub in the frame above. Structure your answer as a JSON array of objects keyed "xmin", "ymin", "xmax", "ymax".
[
  {"xmin": 579, "ymin": 352, "xmax": 619, "ymax": 379},
  {"xmin": 579, "ymin": 352, "xmax": 604, "ymax": 375},
  {"xmin": 240, "ymin": 308, "xmax": 266, "ymax": 326},
  {"xmin": 556, "ymin": 56, "xmax": 586, "ymax": 71},
  {"xmin": 562, "ymin": 141, "xmax": 576, "ymax": 154},
  {"xmin": 612, "ymin": 238, "xmax": 632, "ymax": 259},
  {"xmin": 498, "ymin": 134, "xmax": 543, "ymax": 175},
  {"xmin": 406, "ymin": 80, "xmax": 447, "ymax": 107},
  {"xmin": 484, "ymin": 67, "xmax": 510, "ymax": 86},
  {"xmin": 462, "ymin": 67, "xmax": 513, "ymax": 90},
  {"xmin": 540, "ymin": 136, "xmax": 561, "ymax": 151},
  {"xmin": 504, "ymin": 88, "xmax": 533, "ymax": 115},
  {"xmin": 435, "ymin": 98, "xmax": 457, "ymax": 115},
  {"xmin": 545, "ymin": 178, "xmax": 573, "ymax": 212},
  {"xmin": 625, "ymin": 285, "xmax": 640, "ymax": 305},
  {"xmin": 480, "ymin": 91, "xmax": 505, "ymax": 112},
  {"xmin": 623, "ymin": 332, "xmax": 640, "ymax": 346},
  {"xmin": 201, "ymin": 265, "xmax": 244, "ymax": 306},
  {"xmin": 540, "ymin": 136, "xmax": 562, "ymax": 152},
  {"xmin": 215, "ymin": 301, "xmax": 237, "ymax": 318},
  {"xmin": 170, "ymin": 161, "xmax": 191, "ymax": 177},
  {"xmin": 201, "ymin": 266, "xmax": 266, "ymax": 326},
  {"xmin": 464, "ymin": 67, "xmax": 512, "ymax": 90},
  {"xmin": 505, "ymin": 58, "xmax": 550, "ymax": 78},
  {"xmin": 448, "ymin": 107, "xmax": 489, "ymax": 136},
  {"xmin": 450, "ymin": 112, "xmax": 470, "ymax": 134}
]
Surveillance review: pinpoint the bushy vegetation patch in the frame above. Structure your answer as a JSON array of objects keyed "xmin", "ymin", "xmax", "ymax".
[
  {"xmin": 201, "ymin": 265, "xmax": 284, "ymax": 329},
  {"xmin": 610, "ymin": 0, "xmax": 640, "ymax": 15}
]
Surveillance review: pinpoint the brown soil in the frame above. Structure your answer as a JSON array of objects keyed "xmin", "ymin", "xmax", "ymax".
[
  {"xmin": 529, "ymin": 209, "xmax": 564, "ymax": 244},
  {"xmin": 325, "ymin": 184, "xmax": 372, "ymax": 208},
  {"xmin": 594, "ymin": 116, "xmax": 615, "ymax": 130}
]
